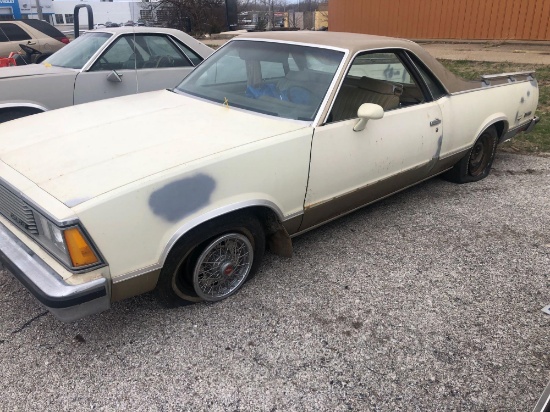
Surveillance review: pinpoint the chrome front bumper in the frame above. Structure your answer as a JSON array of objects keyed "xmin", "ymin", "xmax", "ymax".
[{"xmin": 0, "ymin": 221, "xmax": 110, "ymax": 322}]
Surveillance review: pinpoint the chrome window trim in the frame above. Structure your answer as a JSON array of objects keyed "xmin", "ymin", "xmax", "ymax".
[{"xmin": 0, "ymin": 102, "xmax": 48, "ymax": 112}]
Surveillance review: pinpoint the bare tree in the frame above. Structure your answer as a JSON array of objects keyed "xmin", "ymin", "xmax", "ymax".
[{"xmin": 155, "ymin": 0, "xmax": 227, "ymax": 34}]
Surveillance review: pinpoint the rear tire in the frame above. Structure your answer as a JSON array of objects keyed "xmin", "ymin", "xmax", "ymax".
[
  {"xmin": 155, "ymin": 214, "xmax": 265, "ymax": 307},
  {"xmin": 443, "ymin": 126, "xmax": 498, "ymax": 183}
]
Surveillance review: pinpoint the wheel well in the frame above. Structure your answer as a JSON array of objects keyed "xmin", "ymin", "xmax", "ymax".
[
  {"xmin": 0, "ymin": 106, "xmax": 44, "ymax": 121},
  {"xmin": 165, "ymin": 206, "xmax": 293, "ymax": 263},
  {"xmin": 491, "ymin": 121, "xmax": 507, "ymax": 141}
]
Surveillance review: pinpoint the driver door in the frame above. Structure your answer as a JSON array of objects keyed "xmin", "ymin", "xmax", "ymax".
[
  {"xmin": 74, "ymin": 33, "xmax": 199, "ymax": 105},
  {"xmin": 301, "ymin": 51, "xmax": 444, "ymax": 230},
  {"xmin": 73, "ymin": 34, "xmax": 138, "ymax": 105}
]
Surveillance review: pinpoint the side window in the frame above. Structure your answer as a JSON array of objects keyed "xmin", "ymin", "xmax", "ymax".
[
  {"xmin": 329, "ymin": 51, "xmax": 426, "ymax": 123},
  {"xmin": 408, "ymin": 53, "xmax": 447, "ymax": 100},
  {"xmin": 0, "ymin": 27, "xmax": 8, "ymax": 42},
  {"xmin": 172, "ymin": 37, "xmax": 203, "ymax": 66},
  {"xmin": 90, "ymin": 36, "xmax": 135, "ymax": 71},
  {"xmin": 139, "ymin": 35, "xmax": 193, "ymax": 68},
  {"xmin": 0, "ymin": 23, "xmax": 32, "ymax": 41}
]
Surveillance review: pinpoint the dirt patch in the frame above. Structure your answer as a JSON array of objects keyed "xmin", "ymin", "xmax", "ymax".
[{"xmin": 419, "ymin": 42, "xmax": 550, "ymax": 64}]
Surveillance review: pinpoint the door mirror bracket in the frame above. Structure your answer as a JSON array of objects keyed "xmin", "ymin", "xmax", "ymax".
[
  {"xmin": 354, "ymin": 103, "xmax": 384, "ymax": 132},
  {"xmin": 107, "ymin": 70, "xmax": 123, "ymax": 82}
]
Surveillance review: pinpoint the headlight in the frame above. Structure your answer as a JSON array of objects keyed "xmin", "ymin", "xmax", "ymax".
[{"xmin": 35, "ymin": 213, "xmax": 101, "ymax": 270}]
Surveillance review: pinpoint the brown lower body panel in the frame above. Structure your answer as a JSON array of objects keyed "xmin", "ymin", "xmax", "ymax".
[
  {"xmin": 111, "ymin": 269, "xmax": 161, "ymax": 302},
  {"xmin": 299, "ymin": 149, "xmax": 468, "ymax": 231}
]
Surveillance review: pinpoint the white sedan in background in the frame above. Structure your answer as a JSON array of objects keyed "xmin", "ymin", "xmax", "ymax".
[{"xmin": 0, "ymin": 27, "xmax": 213, "ymax": 123}]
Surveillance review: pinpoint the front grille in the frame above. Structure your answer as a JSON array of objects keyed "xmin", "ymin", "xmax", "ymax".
[{"xmin": 0, "ymin": 184, "xmax": 38, "ymax": 235}]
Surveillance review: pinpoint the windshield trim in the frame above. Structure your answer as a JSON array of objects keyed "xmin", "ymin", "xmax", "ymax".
[{"xmin": 172, "ymin": 89, "xmax": 314, "ymax": 125}]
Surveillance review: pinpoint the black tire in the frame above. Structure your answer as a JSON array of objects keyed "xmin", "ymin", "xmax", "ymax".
[
  {"xmin": 443, "ymin": 126, "xmax": 498, "ymax": 184},
  {"xmin": 155, "ymin": 213, "xmax": 265, "ymax": 307}
]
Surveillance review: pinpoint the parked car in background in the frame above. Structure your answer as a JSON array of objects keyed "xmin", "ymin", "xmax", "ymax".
[
  {"xmin": 0, "ymin": 20, "xmax": 69, "ymax": 60},
  {"xmin": 0, "ymin": 27, "xmax": 213, "ymax": 123},
  {"xmin": 0, "ymin": 32, "xmax": 539, "ymax": 321}
]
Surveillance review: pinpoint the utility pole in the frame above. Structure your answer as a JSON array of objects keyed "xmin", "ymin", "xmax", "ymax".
[{"xmin": 35, "ymin": 0, "xmax": 43, "ymax": 20}]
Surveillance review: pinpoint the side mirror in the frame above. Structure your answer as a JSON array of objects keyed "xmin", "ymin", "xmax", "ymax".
[
  {"xmin": 353, "ymin": 103, "xmax": 384, "ymax": 132},
  {"xmin": 107, "ymin": 70, "xmax": 123, "ymax": 82}
]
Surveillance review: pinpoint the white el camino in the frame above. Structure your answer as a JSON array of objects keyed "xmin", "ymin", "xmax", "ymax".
[
  {"xmin": 0, "ymin": 32, "xmax": 540, "ymax": 321},
  {"xmin": 0, "ymin": 27, "xmax": 213, "ymax": 123}
]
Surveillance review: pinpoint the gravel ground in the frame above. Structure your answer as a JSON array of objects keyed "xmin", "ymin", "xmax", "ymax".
[{"xmin": 0, "ymin": 151, "xmax": 549, "ymax": 411}]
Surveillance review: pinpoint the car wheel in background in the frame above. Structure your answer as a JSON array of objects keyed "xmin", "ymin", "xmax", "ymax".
[
  {"xmin": 0, "ymin": 109, "xmax": 39, "ymax": 123},
  {"xmin": 155, "ymin": 213, "xmax": 265, "ymax": 307},
  {"xmin": 443, "ymin": 126, "xmax": 498, "ymax": 183}
]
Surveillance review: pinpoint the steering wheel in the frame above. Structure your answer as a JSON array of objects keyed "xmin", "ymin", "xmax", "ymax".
[
  {"xmin": 98, "ymin": 56, "xmax": 109, "ymax": 66},
  {"xmin": 156, "ymin": 55, "xmax": 174, "ymax": 68}
]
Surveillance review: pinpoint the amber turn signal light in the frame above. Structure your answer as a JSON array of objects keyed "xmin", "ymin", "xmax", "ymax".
[{"xmin": 63, "ymin": 227, "xmax": 100, "ymax": 267}]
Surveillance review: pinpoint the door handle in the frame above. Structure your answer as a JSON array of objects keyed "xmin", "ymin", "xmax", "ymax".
[
  {"xmin": 430, "ymin": 118, "xmax": 441, "ymax": 127},
  {"xmin": 27, "ymin": 41, "xmax": 36, "ymax": 45}
]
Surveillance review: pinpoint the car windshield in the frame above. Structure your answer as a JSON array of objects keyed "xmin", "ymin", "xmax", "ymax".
[
  {"xmin": 46, "ymin": 32, "xmax": 112, "ymax": 69},
  {"xmin": 176, "ymin": 40, "xmax": 344, "ymax": 121}
]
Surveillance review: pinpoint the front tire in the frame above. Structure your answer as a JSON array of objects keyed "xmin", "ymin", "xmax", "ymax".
[
  {"xmin": 443, "ymin": 126, "xmax": 498, "ymax": 183},
  {"xmin": 156, "ymin": 214, "xmax": 265, "ymax": 307}
]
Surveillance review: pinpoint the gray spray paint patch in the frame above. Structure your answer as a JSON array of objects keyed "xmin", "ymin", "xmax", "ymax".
[
  {"xmin": 64, "ymin": 196, "xmax": 93, "ymax": 208},
  {"xmin": 149, "ymin": 174, "xmax": 216, "ymax": 222},
  {"xmin": 433, "ymin": 135, "xmax": 443, "ymax": 160},
  {"xmin": 426, "ymin": 135, "xmax": 443, "ymax": 174}
]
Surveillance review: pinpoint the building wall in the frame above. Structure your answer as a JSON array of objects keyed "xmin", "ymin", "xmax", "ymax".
[
  {"xmin": 328, "ymin": 0, "xmax": 550, "ymax": 40},
  {"xmin": 0, "ymin": 0, "xmax": 54, "ymax": 21},
  {"xmin": 51, "ymin": 1, "xmax": 142, "ymax": 28}
]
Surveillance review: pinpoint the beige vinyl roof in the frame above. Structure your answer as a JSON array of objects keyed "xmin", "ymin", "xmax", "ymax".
[{"xmin": 234, "ymin": 31, "xmax": 479, "ymax": 93}]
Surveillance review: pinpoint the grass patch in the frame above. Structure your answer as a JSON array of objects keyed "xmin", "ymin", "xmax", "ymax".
[{"xmin": 440, "ymin": 60, "xmax": 550, "ymax": 154}]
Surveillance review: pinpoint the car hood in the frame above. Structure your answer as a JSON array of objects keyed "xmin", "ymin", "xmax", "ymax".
[
  {"xmin": 0, "ymin": 90, "xmax": 309, "ymax": 208},
  {"xmin": 0, "ymin": 63, "xmax": 73, "ymax": 79}
]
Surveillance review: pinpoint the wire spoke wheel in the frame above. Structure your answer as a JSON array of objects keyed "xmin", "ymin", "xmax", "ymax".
[
  {"xmin": 192, "ymin": 233, "xmax": 254, "ymax": 301},
  {"xmin": 156, "ymin": 213, "xmax": 264, "ymax": 307}
]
